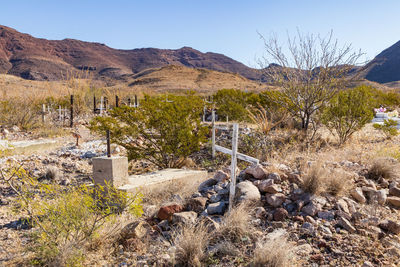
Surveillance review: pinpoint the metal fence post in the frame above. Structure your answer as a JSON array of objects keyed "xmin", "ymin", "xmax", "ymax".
[{"xmin": 70, "ymin": 95, "xmax": 74, "ymax": 128}]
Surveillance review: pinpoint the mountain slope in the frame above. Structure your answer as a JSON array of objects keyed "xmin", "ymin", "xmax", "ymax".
[
  {"xmin": 0, "ymin": 25, "xmax": 261, "ymax": 81},
  {"xmin": 358, "ymin": 40, "xmax": 400, "ymax": 84}
]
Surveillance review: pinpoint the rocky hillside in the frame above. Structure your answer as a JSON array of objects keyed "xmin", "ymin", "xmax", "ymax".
[
  {"xmin": 0, "ymin": 25, "xmax": 261, "ymax": 81},
  {"xmin": 359, "ymin": 40, "xmax": 400, "ymax": 84}
]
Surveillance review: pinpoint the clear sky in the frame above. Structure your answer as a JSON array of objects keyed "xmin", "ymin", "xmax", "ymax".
[{"xmin": 1, "ymin": 0, "xmax": 400, "ymax": 67}]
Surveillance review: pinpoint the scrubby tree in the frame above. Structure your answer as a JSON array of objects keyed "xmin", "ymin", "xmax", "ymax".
[
  {"xmin": 259, "ymin": 30, "xmax": 363, "ymax": 131},
  {"xmin": 373, "ymin": 119, "xmax": 399, "ymax": 139},
  {"xmin": 90, "ymin": 93, "xmax": 208, "ymax": 168},
  {"xmin": 213, "ymin": 89, "xmax": 253, "ymax": 122},
  {"xmin": 321, "ymin": 86, "xmax": 374, "ymax": 145}
]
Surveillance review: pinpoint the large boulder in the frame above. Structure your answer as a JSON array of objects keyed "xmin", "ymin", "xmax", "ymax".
[{"xmin": 235, "ymin": 181, "xmax": 261, "ymax": 203}]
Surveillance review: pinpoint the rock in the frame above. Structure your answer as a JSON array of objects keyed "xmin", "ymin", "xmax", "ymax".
[
  {"xmin": 245, "ymin": 164, "xmax": 267, "ymax": 179},
  {"xmin": 213, "ymin": 170, "xmax": 230, "ymax": 183},
  {"xmin": 207, "ymin": 202, "xmax": 226, "ymax": 215},
  {"xmin": 11, "ymin": 125, "xmax": 20, "ymax": 132},
  {"xmin": 302, "ymin": 197, "xmax": 327, "ymax": 216},
  {"xmin": 317, "ymin": 211, "xmax": 335, "ymax": 221},
  {"xmin": 336, "ymin": 199, "xmax": 350, "ymax": 214},
  {"xmin": 387, "ymin": 196, "xmax": 400, "ymax": 207},
  {"xmin": 350, "ymin": 188, "xmax": 366, "ymax": 203},
  {"xmin": 301, "ymin": 222, "xmax": 315, "ymax": 235},
  {"xmin": 262, "ymin": 184, "xmax": 282, "ymax": 194},
  {"xmin": 254, "ymin": 207, "xmax": 267, "ymax": 219},
  {"xmin": 157, "ymin": 204, "xmax": 184, "ymax": 221},
  {"xmin": 362, "ymin": 261, "xmax": 374, "ymax": 267},
  {"xmin": 120, "ymin": 221, "xmax": 151, "ymax": 239},
  {"xmin": 377, "ymin": 189, "xmax": 387, "ymax": 205},
  {"xmin": 338, "ymin": 217, "xmax": 356, "ymax": 233},
  {"xmin": 172, "ymin": 211, "xmax": 198, "ymax": 225},
  {"xmin": 379, "ymin": 220, "xmax": 400, "ymax": 235},
  {"xmin": 200, "ymin": 216, "xmax": 220, "ymax": 232},
  {"xmin": 389, "ymin": 186, "xmax": 400, "ymax": 197},
  {"xmin": 198, "ymin": 178, "xmax": 218, "ymax": 192},
  {"xmin": 266, "ymin": 193, "xmax": 286, "ymax": 208},
  {"xmin": 235, "ymin": 181, "xmax": 261, "ymax": 203},
  {"xmin": 273, "ymin": 208, "xmax": 288, "ymax": 221},
  {"xmin": 267, "ymin": 172, "xmax": 281, "ymax": 183},
  {"xmin": 254, "ymin": 179, "xmax": 273, "ymax": 192},
  {"xmin": 210, "ymin": 194, "xmax": 222, "ymax": 203},
  {"xmin": 186, "ymin": 197, "xmax": 208, "ymax": 213},
  {"xmin": 287, "ymin": 173, "xmax": 302, "ymax": 184}
]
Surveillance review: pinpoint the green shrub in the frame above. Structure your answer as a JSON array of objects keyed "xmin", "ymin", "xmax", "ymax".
[
  {"xmin": 90, "ymin": 93, "xmax": 208, "ymax": 168},
  {"xmin": 213, "ymin": 89, "xmax": 253, "ymax": 122},
  {"xmin": 1, "ymin": 166, "xmax": 142, "ymax": 266},
  {"xmin": 0, "ymin": 98, "xmax": 42, "ymax": 130},
  {"xmin": 321, "ymin": 86, "xmax": 374, "ymax": 145},
  {"xmin": 373, "ymin": 119, "xmax": 399, "ymax": 138}
]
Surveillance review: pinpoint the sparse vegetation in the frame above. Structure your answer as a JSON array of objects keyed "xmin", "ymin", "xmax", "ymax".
[
  {"xmin": 322, "ymin": 86, "xmax": 375, "ymax": 145},
  {"xmin": 373, "ymin": 119, "xmax": 399, "ymax": 138},
  {"xmin": 367, "ymin": 158, "xmax": 398, "ymax": 181},
  {"xmin": 251, "ymin": 238, "xmax": 293, "ymax": 267}
]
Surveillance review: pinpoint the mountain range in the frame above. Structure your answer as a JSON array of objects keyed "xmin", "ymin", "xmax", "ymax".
[{"xmin": 0, "ymin": 25, "xmax": 399, "ymax": 88}]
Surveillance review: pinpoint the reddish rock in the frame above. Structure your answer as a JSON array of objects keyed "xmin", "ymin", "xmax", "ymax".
[
  {"xmin": 273, "ymin": 208, "xmax": 288, "ymax": 221},
  {"xmin": 389, "ymin": 186, "xmax": 400, "ymax": 197},
  {"xmin": 266, "ymin": 193, "xmax": 286, "ymax": 207},
  {"xmin": 157, "ymin": 204, "xmax": 184, "ymax": 221},
  {"xmin": 245, "ymin": 164, "xmax": 268, "ymax": 179}
]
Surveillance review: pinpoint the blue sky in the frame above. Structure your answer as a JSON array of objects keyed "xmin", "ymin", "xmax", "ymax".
[{"xmin": 2, "ymin": 0, "xmax": 400, "ymax": 67}]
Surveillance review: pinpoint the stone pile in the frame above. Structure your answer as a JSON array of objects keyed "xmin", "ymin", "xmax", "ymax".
[{"xmin": 143, "ymin": 161, "xmax": 400, "ymax": 266}]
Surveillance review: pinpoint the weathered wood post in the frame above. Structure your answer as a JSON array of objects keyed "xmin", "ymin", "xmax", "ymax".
[
  {"xmin": 58, "ymin": 105, "xmax": 62, "ymax": 121},
  {"xmin": 42, "ymin": 104, "xmax": 46, "ymax": 123},
  {"xmin": 115, "ymin": 95, "xmax": 119, "ymax": 108},
  {"xmin": 203, "ymin": 106, "xmax": 206, "ymax": 122},
  {"xmin": 106, "ymin": 129, "xmax": 111, "ymax": 158},
  {"xmin": 100, "ymin": 96, "xmax": 104, "ymax": 115},
  {"xmin": 93, "ymin": 95, "xmax": 96, "ymax": 114},
  {"xmin": 212, "ymin": 110, "xmax": 216, "ymax": 158},
  {"xmin": 70, "ymin": 95, "xmax": 74, "ymax": 128},
  {"xmin": 228, "ymin": 123, "xmax": 239, "ymax": 212},
  {"xmin": 135, "ymin": 95, "xmax": 138, "ymax": 107},
  {"xmin": 128, "ymin": 98, "xmax": 131, "ymax": 107}
]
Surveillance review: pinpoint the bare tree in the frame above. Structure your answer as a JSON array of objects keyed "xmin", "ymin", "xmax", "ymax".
[{"xmin": 259, "ymin": 30, "xmax": 363, "ymax": 131}]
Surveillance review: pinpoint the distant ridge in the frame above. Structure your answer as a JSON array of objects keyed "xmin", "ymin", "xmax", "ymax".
[{"xmin": 0, "ymin": 25, "xmax": 261, "ymax": 81}]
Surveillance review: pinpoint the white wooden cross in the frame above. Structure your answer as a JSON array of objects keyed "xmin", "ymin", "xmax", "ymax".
[
  {"xmin": 211, "ymin": 113, "xmax": 259, "ymax": 212},
  {"xmin": 100, "ymin": 96, "xmax": 104, "ymax": 115}
]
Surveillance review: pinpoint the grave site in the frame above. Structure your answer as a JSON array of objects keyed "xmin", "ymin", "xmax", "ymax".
[
  {"xmin": 2, "ymin": 6, "xmax": 400, "ymax": 266},
  {"xmin": 1, "ymin": 85, "xmax": 400, "ymax": 267}
]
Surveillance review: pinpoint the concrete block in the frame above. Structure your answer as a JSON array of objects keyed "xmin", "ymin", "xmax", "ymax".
[
  {"xmin": 92, "ymin": 156, "xmax": 128, "ymax": 187},
  {"xmin": 119, "ymin": 168, "xmax": 208, "ymax": 192}
]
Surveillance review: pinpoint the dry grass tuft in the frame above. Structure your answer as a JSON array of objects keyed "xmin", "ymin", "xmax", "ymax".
[
  {"xmin": 301, "ymin": 163, "xmax": 326, "ymax": 195},
  {"xmin": 367, "ymin": 158, "xmax": 398, "ymax": 181},
  {"xmin": 324, "ymin": 169, "xmax": 353, "ymax": 196},
  {"xmin": 215, "ymin": 204, "xmax": 254, "ymax": 243},
  {"xmin": 251, "ymin": 238, "xmax": 294, "ymax": 267},
  {"xmin": 173, "ymin": 223, "xmax": 209, "ymax": 267}
]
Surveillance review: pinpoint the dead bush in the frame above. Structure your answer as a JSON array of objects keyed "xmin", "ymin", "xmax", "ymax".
[
  {"xmin": 251, "ymin": 238, "xmax": 293, "ymax": 267},
  {"xmin": 367, "ymin": 158, "xmax": 398, "ymax": 181},
  {"xmin": 173, "ymin": 223, "xmax": 209, "ymax": 267},
  {"xmin": 45, "ymin": 166, "xmax": 61, "ymax": 180}
]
